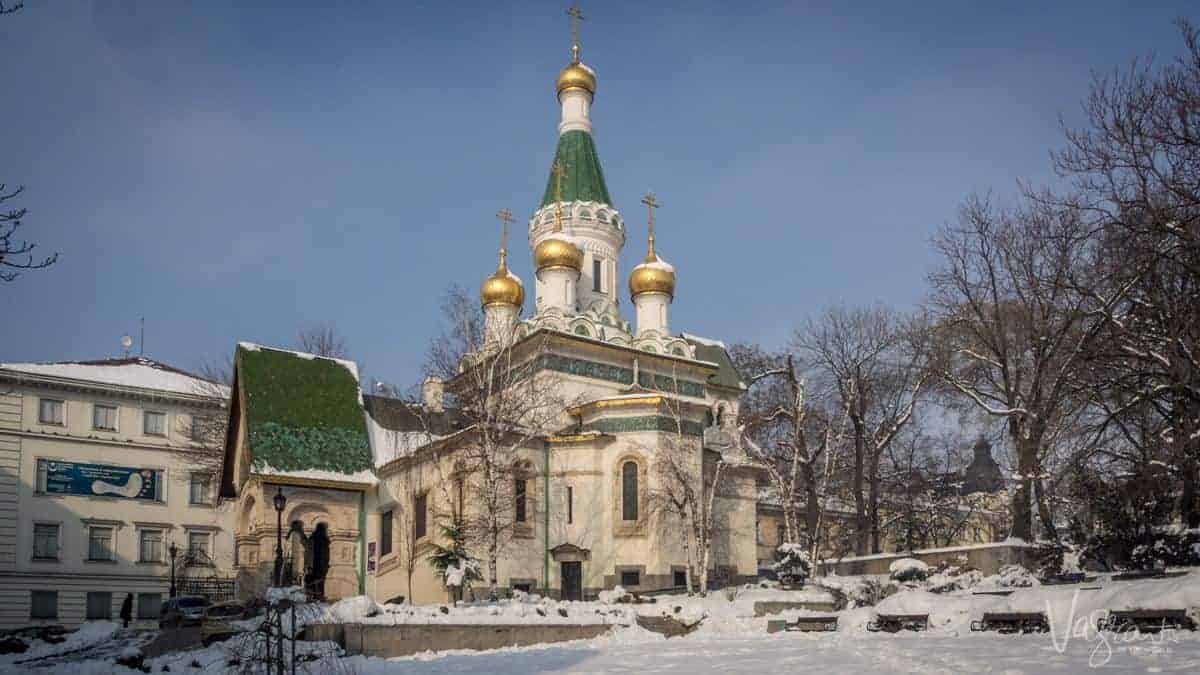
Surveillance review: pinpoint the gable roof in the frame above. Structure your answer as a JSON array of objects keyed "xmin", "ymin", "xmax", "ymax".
[
  {"xmin": 224, "ymin": 343, "xmax": 372, "ymax": 489},
  {"xmin": 540, "ymin": 130, "xmax": 612, "ymax": 207},
  {"xmin": 362, "ymin": 394, "xmax": 469, "ymax": 468}
]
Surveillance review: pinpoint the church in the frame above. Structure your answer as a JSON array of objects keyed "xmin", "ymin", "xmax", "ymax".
[{"xmin": 219, "ymin": 13, "xmax": 761, "ymax": 604}]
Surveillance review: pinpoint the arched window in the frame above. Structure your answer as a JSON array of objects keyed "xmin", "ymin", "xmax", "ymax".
[
  {"xmin": 621, "ymin": 461, "xmax": 638, "ymax": 521},
  {"xmin": 574, "ymin": 324, "xmax": 590, "ymax": 337}
]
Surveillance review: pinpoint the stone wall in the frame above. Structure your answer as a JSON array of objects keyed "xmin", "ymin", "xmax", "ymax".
[
  {"xmin": 306, "ymin": 622, "xmax": 612, "ymax": 657},
  {"xmin": 815, "ymin": 543, "xmax": 1040, "ymax": 577}
]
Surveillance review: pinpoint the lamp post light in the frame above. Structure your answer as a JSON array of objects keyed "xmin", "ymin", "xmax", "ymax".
[
  {"xmin": 168, "ymin": 541, "xmax": 178, "ymax": 598},
  {"xmin": 273, "ymin": 486, "xmax": 287, "ymax": 587}
]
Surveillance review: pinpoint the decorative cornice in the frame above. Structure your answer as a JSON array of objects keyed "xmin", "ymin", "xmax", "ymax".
[
  {"xmin": 2, "ymin": 428, "xmax": 218, "ymax": 454},
  {"xmin": 254, "ymin": 473, "xmax": 372, "ymax": 492}
]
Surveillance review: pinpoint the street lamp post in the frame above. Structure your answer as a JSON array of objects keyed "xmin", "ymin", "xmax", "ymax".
[
  {"xmin": 273, "ymin": 486, "xmax": 287, "ymax": 587},
  {"xmin": 168, "ymin": 542, "xmax": 178, "ymax": 598}
]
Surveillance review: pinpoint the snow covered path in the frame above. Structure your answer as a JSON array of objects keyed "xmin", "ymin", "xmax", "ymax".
[{"xmin": 345, "ymin": 630, "xmax": 1200, "ymax": 674}]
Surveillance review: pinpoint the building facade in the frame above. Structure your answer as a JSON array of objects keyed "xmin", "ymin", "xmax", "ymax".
[{"xmin": 0, "ymin": 358, "xmax": 231, "ymax": 629}]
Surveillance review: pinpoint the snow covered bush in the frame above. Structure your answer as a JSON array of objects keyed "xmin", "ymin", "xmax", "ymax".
[
  {"xmin": 427, "ymin": 519, "xmax": 481, "ymax": 602},
  {"xmin": 888, "ymin": 558, "xmax": 930, "ymax": 583},
  {"xmin": 772, "ymin": 543, "xmax": 811, "ymax": 587},
  {"xmin": 925, "ymin": 566, "xmax": 983, "ymax": 593},
  {"xmin": 1129, "ymin": 529, "xmax": 1200, "ymax": 570},
  {"xmin": 820, "ymin": 576, "xmax": 897, "ymax": 608},
  {"xmin": 986, "ymin": 564, "xmax": 1039, "ymax": 588}
]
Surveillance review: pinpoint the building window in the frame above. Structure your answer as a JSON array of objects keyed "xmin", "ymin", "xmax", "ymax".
[
  {"xmin": 380, "ymin": 510, "xmax": 393, "ymax": 556},
  {"xmin": 86, "ymin": 591, "xmax": 112, "ymax": 620},
  {"xmin": 33, "ymin": 523, "xmax": 59, "ymax": 560},
  {"xmin": 137, "ymin": 593, "xmax": 162, "ymax": 620},
  {"xmin": 514, "ymin": 478, "xmax": 527, "ymax": 523},
  {"xmin": 30, "ymin": 591, "xmax": 57, "ymax": 619},
  {"xmin": 621, "ymin": 461, "xmax": 638, "ymax": 521},
  {"xmin": 144, "ymin": 411, "xmax": 167, "ymax": 436},
  {"xmin": 189, "ymin": 473, "xmax": 212, "ymax": 505},
  {"xmin": 414, "ymin": 493, "xmax": 427, "ymax": 540},
  {"xmin": 187, "ymin": 531, "xmax": 211, "ymax": 561},
  {"xmin": 592, "ymin": 257, "xmax": 603, "ymax": 292},
  {"xmin": 566, "ymin": 485, "xmax": 574, "ymax": 524},
  {"xmin": 777, "ymin": 524, "xmax": 786, "ymax": 546},
  {"xmin": 512, "ymin": 582, "xmax": 532, "ymax": 594},
  {"xmin": 191, "ymin": 416, "xmax": 210, "ymax": 443},
  {"xmin": 674, "ymin": 569, "xmax": 687, "ymax": 587},
  {"xmin": 88, "ymin": 526, "xmax": 114, "ymax": 561},
  {"xmin": 92, "ymin": 404, "xmax": 118, "ymax": 431},
  {"xmin": 620, "ymin": 570, "xmax": 640, "ymax": 587},
  {"xmin": 38, "ymin": 399, "xmax": 64, "ymax": 425},
  {"xmin": 139, "ymin": 529, "xmax": 163, "ymax": 563}
]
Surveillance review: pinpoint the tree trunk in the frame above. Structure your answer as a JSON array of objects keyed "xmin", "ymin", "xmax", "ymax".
[
  {"xmin": 852, "ymin": 413, "xmax": 868, "ymax": 556},
  {"xmin": 1034, "ymin": 477, "xmax": 1058, "ymax": 541},
  {"xmin": 1010, "ymin": 431, "xmax": 1038, "ymax": 542},
  {"xmin": 868, "ymin": 451, "xmax": 882, "ymax": 554}
]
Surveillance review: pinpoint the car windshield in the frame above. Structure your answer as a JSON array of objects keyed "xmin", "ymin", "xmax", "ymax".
[{"xmin": 178, "ymin": 598, "xmax": 208, "ymax": 608}]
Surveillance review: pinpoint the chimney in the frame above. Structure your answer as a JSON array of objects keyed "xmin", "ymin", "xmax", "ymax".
[{"xmin": 422, "ymin": 377, "xmax": 444, "ymax": 412}]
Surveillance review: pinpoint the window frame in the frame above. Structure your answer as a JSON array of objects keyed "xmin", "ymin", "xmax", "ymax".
[
  {"xmin": 190, "ymin": 415, "xmax": 210, "ymax": 443},
  {"xmin": 137, "ymin": 592, "xmax": 162, "ymax": 620},
  {"xmin": 185, "ymin": 529, "xmax": 212, "ymax": 563},
  {"xmin": 379, "ymin": 509, "xmax": 393, "ymax": 556},
  {"xmin": 414, "ymin": 493, "xmax": 427, "ymax": 540},
  {"xmin": 592, "ymin": 257, "xmax": 603, "ymax": 293},
  {"xmin": 38, "ymin": 398, "xmax": 65, "ymax": 426},
  {"xmin": 621, "ymin": 461, "xmax": 639, "ymax": 522},
  {"xmin": 32, "ymin": 522, "xmax": 60, "ymax": 561},
  {"xmin": 86, "ymin": 591, "xmax": 113, "ymax": 620},
  {"xmin": 138, "ymin": 527, "xmax": 165, "ymax": 564},
  {"xmin": 143, "ymin": 410, "xmax": 168, "ymax": 437},
  {"xmin": 30, "ymin": 590, "xmax": 58, "ymax": 620},
  {"xmin": 87, "ymin": 525, "xmax": 115, "ymax": 562},
  {"xmin": 619, "ymin": 570, "xmax": 641, "ymax": 587},
  {"xmin": 91, "ymin": 403, "xmax": 119, "ymax": 431},
  {"xmin": 514, "ymin": 477, "xmax": 527, "ymax": 523},
  {"xmin": 188, "ymin": 473, "xmax": 213, "ymax": 506},
  {"xmin": 566, "ymin": 485, "xmax": 573, "ymax": 525}
]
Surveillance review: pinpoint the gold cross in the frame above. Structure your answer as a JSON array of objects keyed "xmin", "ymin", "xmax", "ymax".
[
  {"xmin": 496, "ymin": 208, "xmax": 513, "ymax": 266},
  {"xmin": 567, "ymin": 5, "xmax": 584, "ymax": 62},
  {"xmin": 551, "ymin": 160, "xmax": 568, "ymax": 231},
  {"xmin": 641, "ymin": 192, "xmax": 660, "ymax": 256}
]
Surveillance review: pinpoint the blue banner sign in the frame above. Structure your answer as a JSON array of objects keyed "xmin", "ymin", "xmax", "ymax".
[{"xmin": 38, "ymin": 459, "xmax": 162, "ymax": 501}]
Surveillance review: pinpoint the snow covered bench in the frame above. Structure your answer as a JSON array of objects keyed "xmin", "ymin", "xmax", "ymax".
[
  {"xmin": 1039, "ymin": 572, "xmax": 1094, "ymax": 585},
  {"xmin": 1098, "ymin": 609, "xmax": 1196, "ymax": 633},
  {"xmin": 772, "ymin": 616, "xmax": 838, "ymax": 633},
  {"xmin": 970, "ymin": 612, "xmax": 1049, "ymax": 634},
  {"xmin": 866, "ymin": 613, "xmax": 928, "ymax": 632}
]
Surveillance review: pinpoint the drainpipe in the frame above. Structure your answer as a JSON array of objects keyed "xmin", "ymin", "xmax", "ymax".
[
  {"xmin": 543, "ymin": 438, "xmax": 551, "ymax": 594},
  {"xmin": 358, "ymin": 491, "xmax": 366, "ymax": 595}
]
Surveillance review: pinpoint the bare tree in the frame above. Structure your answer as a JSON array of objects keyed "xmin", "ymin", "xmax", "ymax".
[
  {"xmin": 927, "ymin": 194, "xmax": 1126, "ymax": 542},
  {"xmin": 295, "ymin": 325, "xmax": 348, "ymax": 358},
  {"xmin": 795, "ymin": 306, "xmax": 931, "ymax": 554},
  {"xmin": 737, "ymin": 348, "xmax": 850, "ymax": 562},
  {"xmin": 422, "ymin": 287, "xmax": 574, "ymax": 600},
  {"xmin": 1053, "ymin": 20, "xmax": 1200, "ymax": 526},
  {"xmin": 0, "ymin": 184, "xmax": 58, "ymax": 283}
]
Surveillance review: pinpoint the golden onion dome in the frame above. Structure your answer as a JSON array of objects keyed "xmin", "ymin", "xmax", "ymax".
[
  {"xmin": 629, "ymin": 253, "xmax": 676, "ymax": 299},
  {"xmin": 480, "ymin": 265, "xmax": 524, "ymax": 308},
  {"xmin": 534, "ymin": 236, "xmax": 584, "ymax": 273},
  {"xmin": 556, "ymin": 61, "xmax": 596, "ymax": 98}
]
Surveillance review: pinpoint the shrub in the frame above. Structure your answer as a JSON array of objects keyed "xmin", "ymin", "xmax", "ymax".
[{"xmin": 888, "ymin": 558, "xmax": 930, "ymax": 583}]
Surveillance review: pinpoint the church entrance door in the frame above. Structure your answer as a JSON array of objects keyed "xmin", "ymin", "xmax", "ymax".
[
  {"xmin": 561, "ymin": 561, "xmax": 582, "ymax": 601},
  {"xmin": 309, "ymin": 523, "xmax": 330, "ymax": 599}
]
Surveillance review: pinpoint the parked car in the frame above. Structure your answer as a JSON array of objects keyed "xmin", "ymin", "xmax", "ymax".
[
  {"xmin": 159, "ymin": 596, "xmax": 210, "ymax": 628},
  {"xmin": 200, "ymin": 601, "xmax": 246, "ymax": 645}
]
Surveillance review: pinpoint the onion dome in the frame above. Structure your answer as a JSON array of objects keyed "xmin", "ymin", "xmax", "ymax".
[
  {"xmin": 534, "ymin": 236, "xmax": 583, "ymax": 274},
  {"xmin": 556, "ymin": 61, "xmax": 596, "ymax": 99},
  {"xmin": 629, "ymin": 252, "xmax": 675, "ymax": 299},
  {"xmin": 480, "ymin": 261, "xmax": 524, "ymax": 309}
]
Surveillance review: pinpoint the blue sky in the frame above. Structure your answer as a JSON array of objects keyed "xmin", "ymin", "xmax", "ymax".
[{"xmin": 1, "ymin": 1, "xmax": 1195, "ymax": 390}]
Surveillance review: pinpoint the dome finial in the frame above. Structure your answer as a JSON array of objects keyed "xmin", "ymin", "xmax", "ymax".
[
  {"xmin": 480, "ymin": 208, "xmax": 524, "ymax": 308},
  {"xmin": 640, "ymin": 192, "xmax": 660, "ymax": 260},
  {"xmin": 567, "ymin": 5, "xmax": 584, "ymax": 64}
]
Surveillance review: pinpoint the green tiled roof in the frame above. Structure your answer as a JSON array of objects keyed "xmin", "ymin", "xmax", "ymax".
[
  {"xmin": 541, "ymin": 130, "xmax": 612, "ymax": 207},
  {"xmin": 684, "ymin": 337, "xmax": 745, "ymax": 391},
  {"xmin": 237, "ymin": 345, "xmax": 371, "ymax": 475}
]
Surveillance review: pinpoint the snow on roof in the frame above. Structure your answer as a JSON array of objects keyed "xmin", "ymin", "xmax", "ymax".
[
  {"xmin": 237, "ymin": 342, "xmax": 359, "ymax": 380},
  {"xmin": 366, "ymin": 415, "xmax": 442, "ymax": 468},
  {"xmin": 254, "ymin": 463, "xmax": 377, "ymax": 486},
  {"xmin": 680, "ymin": 332, "xmax": 727, "ymax": 350},
  {"xmin": 0, "ymin": 357, "xmax": 228, "ymax": 398},
  {"xmin": 634, "ymin": 256, "xmax": 675, "ymax": 273}
]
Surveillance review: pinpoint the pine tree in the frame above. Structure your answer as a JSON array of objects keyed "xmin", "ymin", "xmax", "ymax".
[{"xmin": 426, "ymin": 519, "xmax": 481, "ymax": 602}]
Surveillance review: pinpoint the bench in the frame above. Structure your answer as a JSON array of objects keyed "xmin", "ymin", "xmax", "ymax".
[
  {"xmin": 1098, "ymin": 610, "xmax": 1196, "ymax": 633},
  {"xmin": 866, "ymin": 613, "xmax": 928, "ymax": 632},
  {"xmin": 1110, "ymin": 570, "xmax": 1188, "ymax": 582},
  {"xmin": 1039, "ymin": 573, "xmax": 1094, "ymax": 585},
  {"xmin": 971, "ymin": 590, "xmax": 1014, "ymax": 597},
  {"xmin": 970, "ymin": 612, "xmax": 1049, "ymax": 634},
  {"xmin": 766, "ymin": 615, "xmax": 838, "ymax": 633}
]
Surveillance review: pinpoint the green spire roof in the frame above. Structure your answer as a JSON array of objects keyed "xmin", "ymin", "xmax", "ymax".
[{"xmin": 541, "ymin": 130, "xmax": 612, "ymax": 207}]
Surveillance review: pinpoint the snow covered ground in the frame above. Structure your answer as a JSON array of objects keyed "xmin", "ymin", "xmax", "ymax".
[{"xmin": 4, "ymin": 573, "xmax": 1200, "ymax": 673}]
